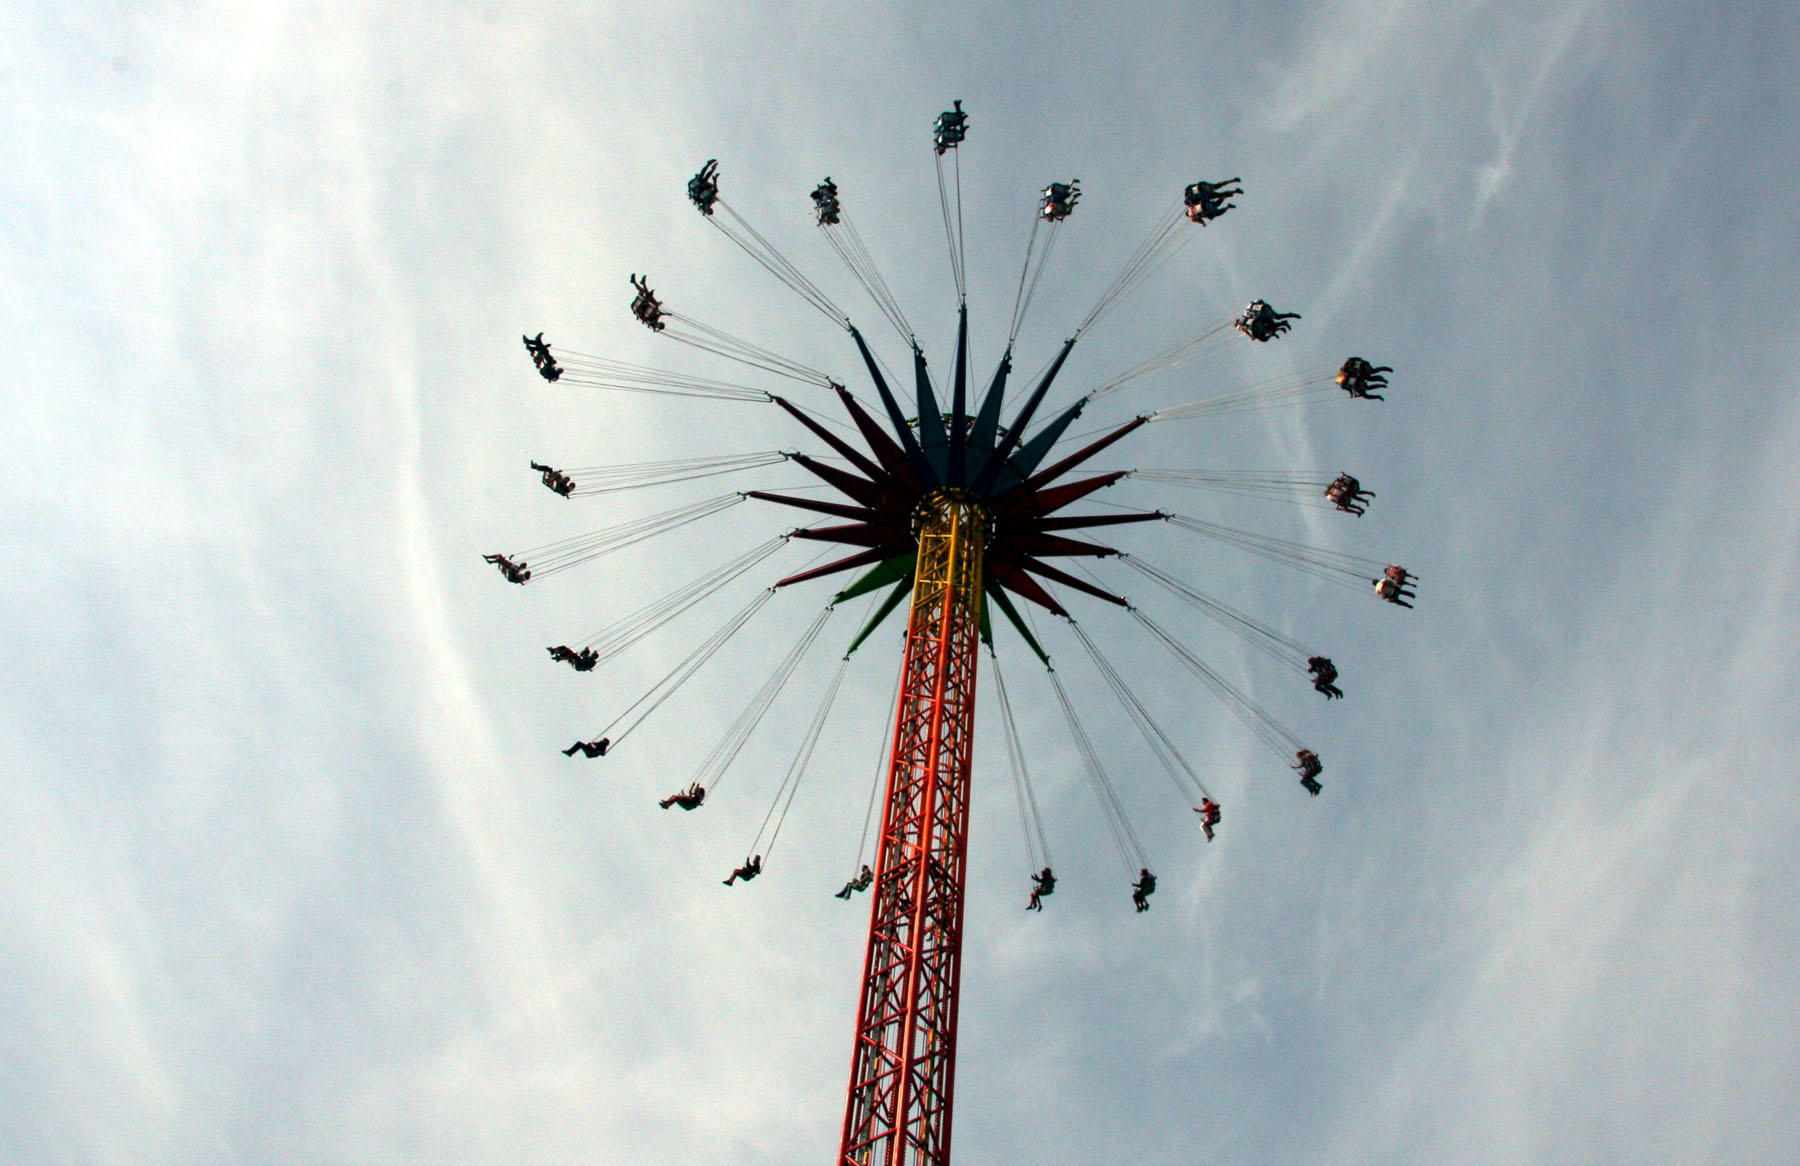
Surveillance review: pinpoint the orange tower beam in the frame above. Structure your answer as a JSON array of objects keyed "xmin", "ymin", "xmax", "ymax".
[{"xmin": 840, "ymin": 491, "xmax": 988, "ymax": 1165}]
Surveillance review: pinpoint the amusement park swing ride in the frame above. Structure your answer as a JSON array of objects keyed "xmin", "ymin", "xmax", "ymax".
[{"xmin": 488, "ymin": 100, "xmax": 1414, "ymax": 1164}]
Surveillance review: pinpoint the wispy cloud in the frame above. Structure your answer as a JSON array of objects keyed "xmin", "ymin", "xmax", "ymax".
[{"xmin": 5, "ymin": 2, "xmax": 1798, "ymax": 1162}]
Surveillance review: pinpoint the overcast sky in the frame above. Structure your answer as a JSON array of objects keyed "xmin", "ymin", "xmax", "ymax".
[{"xmin": 5, "ymin": 2, "xmax": 1798, "ymax": 1162}]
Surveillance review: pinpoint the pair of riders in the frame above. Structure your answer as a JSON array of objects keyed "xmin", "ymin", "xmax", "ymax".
[
  {"xmin": 811, "ymin": 177, "xmax": 841, "ymax": 226},
  {"xmin": 1235, "ymin": 299, "xmax": 1300, "ymax": 342},
  {"xmin": 1324, "ymin": 472, "xmax": 1373, "ymax": 516},
  {"xmin": 1028, "ymin": 867, "xmax": 1154, "ymax": 912},
  {"xmin": 1336, "ymin": 356, "xmax": 1392, "ymax": 399},
  {"xmin": 1184, "ymin": 177, "xmax": 1241, "ymax": 223},
  {"xmin": 1041, "ymin": 180, "xmax": 1081, "ymax": 221},
  {"xmin": 1373, "ymin": 564, "xmax": 1416, "ymax": 608},
  {"xmin": 933, "ymin": 100, "xmax": 968, "ymax": 154},
  {"xmin": 522, "ymin": 332, "xmax": 562, "ymax": 382},
  {"xmin": 1307, "ymin": 656, "xmax": 1343, "ymax": 700}
]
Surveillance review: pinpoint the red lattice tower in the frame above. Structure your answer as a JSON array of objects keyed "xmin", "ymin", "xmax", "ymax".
[{"xmin": 840, "ymin": 493, "xmax": 986, "ymax": 1164}]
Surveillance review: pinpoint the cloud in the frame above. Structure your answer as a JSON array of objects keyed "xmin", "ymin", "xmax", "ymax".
[{"xmin": 5, "ymin": 2, "xmax": 1800, "ymax": 1162}]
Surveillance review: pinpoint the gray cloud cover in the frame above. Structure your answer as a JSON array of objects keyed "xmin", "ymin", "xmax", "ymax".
[{"xmin": 3, "ymin": 2, "xmax": 1797, "ymax": 1162}]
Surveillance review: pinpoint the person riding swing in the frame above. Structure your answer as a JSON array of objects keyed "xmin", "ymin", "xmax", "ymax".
[
  {"xmin": 723, "ymin": 855, "xmax": 763, "ymax": 886},
  {"xmin": 835, "ymin": 864, "xmax": 874, "ymax": 899},
  {"xmin": 1132, "ymin": 868, "xmax": 1157, "ymax": 913},
  {"xmin": 659, "ymin": 783, "xmax": 706, "ymax": 811},
  {"xmin": 483, "ymin": 553, "xmax": 530, "ymax": 584},
  {"xmin": 629, "ymin": 274, "xmax": 666, "ymax": 331},
  {"xmin": 1293, "ymin": 749, "xmax": 1324, "ymax": 795},
  {"xmin": 547, "ymin": 645, "xmax": 598, "ymax": 671},
  {"xmin": 530, "ymin": 461, "xmax": 575, "ymax": 496},
  {"xmin": 1307, "ymin": 656, "xmax": 1343, "ymax": 700}
]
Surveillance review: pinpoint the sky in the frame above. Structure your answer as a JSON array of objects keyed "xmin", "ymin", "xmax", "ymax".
[{"xmin": 4, "ymin": 2, "xmax": 1798, "ymax": 1162}]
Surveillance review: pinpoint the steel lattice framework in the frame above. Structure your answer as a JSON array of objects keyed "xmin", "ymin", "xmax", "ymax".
[{"xmin": 842, "ymin": 493, "xmax": 987, "ymax": 1163}]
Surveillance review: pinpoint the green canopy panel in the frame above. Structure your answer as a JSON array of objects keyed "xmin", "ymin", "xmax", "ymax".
[
  {"xmin": 985, "ymin": 577, "xmax": 1051, "ymax": 667},
  {"xmin": 844, "ymin": 578, "xmax": 914, "ymax": 657},
  {"xmin": 835, "ymin": 553, "xmax": 917, "ymax": 603},
  {"xmin": 834, "ymin": 555, "xmax": 1050, "ymax": 666}
]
